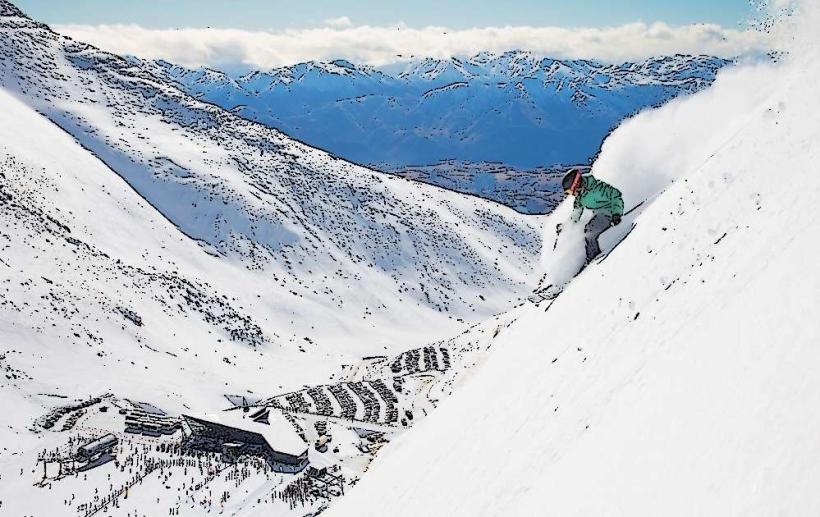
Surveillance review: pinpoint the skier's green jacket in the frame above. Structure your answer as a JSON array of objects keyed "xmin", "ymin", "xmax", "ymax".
[{"xmin": 571, "ymin": 174, "xmax": 624, "ymax": 222}]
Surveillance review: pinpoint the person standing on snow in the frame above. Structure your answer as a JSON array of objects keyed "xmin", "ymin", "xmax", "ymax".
[{"xmin": 559, "ymin": 167, "xmax": 624, "ymax": 263}]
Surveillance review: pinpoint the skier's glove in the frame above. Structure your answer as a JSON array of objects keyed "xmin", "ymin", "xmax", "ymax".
[{"xmin": 611, "ymin": 214, "xmax": 622, "ymax": 226}]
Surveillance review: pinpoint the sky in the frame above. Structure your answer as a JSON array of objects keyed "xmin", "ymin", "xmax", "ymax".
[
  {"xmin": 16, "ymin": 0, "xmax": 755, "ymax": 30},
  {"xmin": 13, "ymin": 0, "xmax": 771, "ymax": 71}
]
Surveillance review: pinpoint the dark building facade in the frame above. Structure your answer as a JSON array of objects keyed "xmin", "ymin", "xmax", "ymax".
[{"xmin": 181, "ymin": 415, "xmax": 308, "ymax": 473}]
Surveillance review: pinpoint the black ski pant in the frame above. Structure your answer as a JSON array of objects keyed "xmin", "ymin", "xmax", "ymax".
[{"xmin": 584, "ymin": 212, "xmax": 613, "ymax": 262}]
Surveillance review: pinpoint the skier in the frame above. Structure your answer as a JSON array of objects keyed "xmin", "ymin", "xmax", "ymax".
[
  {"xmin": 529, "ymin": 167, "xmax": 624, "ymax": 304},
  {"xmin": 558, "ymin": 167, "xmax": 624, "ymax": 263}
]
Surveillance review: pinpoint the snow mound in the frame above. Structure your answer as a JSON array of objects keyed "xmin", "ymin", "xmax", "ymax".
[{"xmin": 327, "ymin": 4, "xmax": 820, "ymax": 516}]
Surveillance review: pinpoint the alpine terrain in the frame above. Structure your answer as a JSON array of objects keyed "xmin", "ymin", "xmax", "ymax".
[
  {"xmin": 1, "ymin": 0, "xmax": 815, "ymax": 515},
  {"xmin": 0, "ymin": 1, "xmax": 543, "ymax": 514}
]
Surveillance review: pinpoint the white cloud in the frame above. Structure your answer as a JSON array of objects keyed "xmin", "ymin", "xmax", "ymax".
[
  {"xmin": 324, "ymin": 16, "xmax": 353, "ymax": 28},
  {"xmin": 54, "ymin": 21, "xmax": 772, "ymax": 70}
]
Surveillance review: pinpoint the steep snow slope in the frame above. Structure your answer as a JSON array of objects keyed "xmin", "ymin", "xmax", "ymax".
[
  {"xmin": 0, "ymin": 1, "xmax": 542, "ymax": 352},
  {"xmin": 0, "ymin": 86, "xmax": 356, "ymax": 517},
  {"xmin": 0, "ymin": 85, "xmax": 334, "ymax": 442},
  {"xmin": 328, "ymin": 12, "xmax": 820, "ymax": 517},
  {"xmin": 144, "ymin": 53, "xmax": 729, "ymax": 170}
]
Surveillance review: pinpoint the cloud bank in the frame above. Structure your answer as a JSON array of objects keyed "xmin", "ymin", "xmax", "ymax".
[{"xmin": 54, "ymin": 21, "xmax": 771, "ymax": 70}]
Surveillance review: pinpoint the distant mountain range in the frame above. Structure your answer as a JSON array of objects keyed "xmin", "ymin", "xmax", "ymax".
[{"xmin": 140, "ymin": 53, "xmax": 731, "ymax": 171}]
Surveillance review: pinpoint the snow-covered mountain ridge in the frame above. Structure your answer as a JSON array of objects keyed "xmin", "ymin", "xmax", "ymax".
[{"xmin": 142, "ymin": 52, "xmax": 730, "ymax": 170}]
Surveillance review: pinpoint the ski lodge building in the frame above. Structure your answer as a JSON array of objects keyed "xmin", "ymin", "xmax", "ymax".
[{"xmin": 181, "ymin": 410, "xmax": 309, "ymax": 473}]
